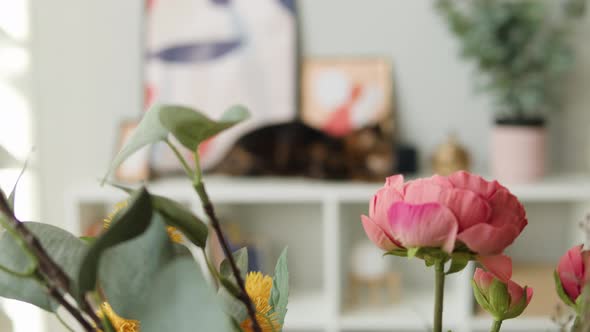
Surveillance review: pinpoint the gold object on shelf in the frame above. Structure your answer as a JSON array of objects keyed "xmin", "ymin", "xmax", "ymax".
[{"xmin": 432, "ymin": 134, "xmax": 471, "ymax": 175}]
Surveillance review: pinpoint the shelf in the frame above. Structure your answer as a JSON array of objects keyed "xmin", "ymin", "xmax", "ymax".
[
  {"xmin": 283, "ymin": 291, "xmax": 328, "ymax": 330},
  {"xmin": 68, "ymin": 173, "xmax": 590, "ymax": 204},
  {"xmin": 339, "ymin": 288, "xmax": 465, "ymax": 330}
]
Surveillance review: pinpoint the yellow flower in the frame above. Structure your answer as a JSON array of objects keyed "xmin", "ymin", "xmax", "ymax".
[
  {"xmin": 97, "ymin": 302, "xmax": 140, "ymax": 332},
  {"xmin": 240, "ymin": 272, "xmax": 281, "ymax": 332},
  {"xmin": 103, "ymin": 200, "xmax": 183, "ymax": 244}
]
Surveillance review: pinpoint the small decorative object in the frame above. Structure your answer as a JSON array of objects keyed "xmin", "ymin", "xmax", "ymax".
[
  {"xmin": 437, "ymin": 0, "xmax": 586, "ymax": 183},
  {"xmin": 115, "ymin": 121, "xmax": 150, "ymax": 182},
  {"xmin": 361, "ymin": 171, "xmax": 531, "ymax": 332},
  {"xmin": 431, "ymin": 134, "xmax": 471, "ymax": 176},
  {"xmin": 301, "ymin": 58, "xmax": 394, "ymax": 138},
  {"xmin": 348, "ymin": 241, "xmax": 400, "ymax": 307},
  {"xmin": 145, "ymin": 0, "xmax": 298, "ymax": 173}
]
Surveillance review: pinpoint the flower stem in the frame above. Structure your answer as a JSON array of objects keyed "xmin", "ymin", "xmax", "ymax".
[
  {"xmin": 490, "ymin": 319, "xmax": 502, "ymax": 332},
  {"xmin": 434, "ymin": 259, "xmax": 445, "ymax": 332}
]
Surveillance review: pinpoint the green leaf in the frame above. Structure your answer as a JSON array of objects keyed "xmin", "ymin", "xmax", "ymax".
[
  {"xmin": 446, "ymin": 252, "xmax": 472, "ymax": 275},
  {"xmin": 0, "ymin": 223, "xmax": 87, "ymax": 312},
  {"xmin": 471, "ymin": 280, "xmax": 493, "ymax": 315},
  {"xmin": 102, "ymin": 104, "xmax": 170, "ymax": 183},
  {"xmin": 105, "ymin": 182, "xmax": 209, "ymax": 249},
  {"xmin": 8, "ymin": 158, "xmax": 28, "ymax": 210},
  {"xmin": 100, "ymin": 214, "xmax": 176, "ymax": 318},
  {"xmin": 79, "ymin": 237, "xmax": 96, "ymax": 245},
  {"xmin": 218, "ymin": 248, "xmax": 249, "ymax": 322},
  {"xmin": 220, "ymin": 247, "xmax": 248, "ymax": 281},
  {"xmin": 554, "ymin": 270, "xmax": 577, "ymax": 308},
  {"xmin": 159, "ymin": 105, "xmax": 250, "ymax": 151},
  {"xmin": 383, "ymin": 248, "xmax": 408, "ymax": 257},
  {"xmin": 488, "ymin": 279, "xmax": 510, "ymax": 319},
  {"xmin": 269, "ymin": 248, "xmax": 289, "ymax": 325},
  {"xmin": 407, "ymin": 247, "xmax": 420, "ymax": 259},
  {"xmin": 77, "ymin": 188, "xmax": 152, "ymax": 301},
  {"xmin": 152, "ymin": 196, "xmax": 208, "ymax": 248},
  {"xmin": 137, "ymin": 258, "xmax": 232, "ymax": 332}
]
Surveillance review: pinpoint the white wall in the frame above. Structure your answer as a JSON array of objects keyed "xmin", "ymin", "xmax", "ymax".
[{"xmin": 29, "ymin": 1, "xmax": 590, "ymax": 330}]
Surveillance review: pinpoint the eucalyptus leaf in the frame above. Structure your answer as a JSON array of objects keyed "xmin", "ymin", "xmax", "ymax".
[
  {"xmin": 0, "ymin": 222, "xmax": 87, "ymax": 312},
  {"xmin": 159, "ymin": 105, "xmax": 249, "ymax": 151},
  {"xmin": 269, "ymin": 248, "xmax": 289, "ymax": 325},
  {"xmin": 102, "ymin": 104, "xmax": 170, "ymax": 183},
  {"xmin": 100, "ymin": 214, "xmax": 175, "ymax": 318},
  {"xmin": 152, "ymin": 196, "xmax": 208, "ymax": 248},
  {"xmin": 77, "ymin": 188, "xmax": 152, "ymax": 301},
  {"xmin": 220, "ymin": 247, "xmax": 248, "ymax": 281},
  {"xmin": 137, "ymin": 258, "xmax": 232, "ymax": 332},
  {"xmin": 218, "ymin": 248, "xmax": 249, "ymax": 322},
  {"xmin": 105, "ymin": 182, "xmax": 209, "ymax": 248}
]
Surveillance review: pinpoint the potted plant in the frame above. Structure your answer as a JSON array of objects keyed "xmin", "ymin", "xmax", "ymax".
[{"xmin": 437, "ymin": 0, "xmax": 586, "ymax": 183}]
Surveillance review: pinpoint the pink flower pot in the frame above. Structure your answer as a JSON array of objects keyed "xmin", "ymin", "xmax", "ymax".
[{"xmin": 491, "ymin": 125, "xmax": 546, "ymax": 184}]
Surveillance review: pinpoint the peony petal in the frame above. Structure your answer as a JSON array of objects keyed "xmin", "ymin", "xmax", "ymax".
[
  {"xmin": 478, "ymin": 255, "xmax": 512, "ymax": 282},
  {"xmin": 385, "ymin": 174, "xmax": 404, "ymax": 190},
  {"xmin": 388, "ymin": 202, "xmax": 458, "ymax": 253},
  {"xmin": 361, "ymin": 215, "xmax": 400, "ymax": 251},
  {"xmin": 457, "ymin": 223, "xmax": 520, "ymax": 255},
  {"xmin": 557, "ymin": 245, "xmax": 585, "ymax": 301},
  {"xmin": 526, "ymin": 287, "xmax": 533, "ymax": 305},
  {"xmin": 447, "ymin": 171, "xmax": 502, "ymax": 199},
  {"xmin": 369, "ymin": 186, "xmax": 404, "ymax": 229},
  {"xmin": 488, "ymin": 187, "xmax": 527, "ymax": 232},
  {"xmin": 507, "ymin": 280, "xmax": 526, "ymax": 309},
  {"xmin": 405, "ymin": 182, "xmax": 491, "ymax": 232},
  {"xmin": 474, "ymin": 268, "xmax": 495, "ymax": 293}
]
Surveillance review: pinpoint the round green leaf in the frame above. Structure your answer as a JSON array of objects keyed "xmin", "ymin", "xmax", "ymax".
[
  {"xmin": 137, "ymin": 258, "xmax": 232, "ymax": 332},
  {"xmin": 159, "ymin": 105, "xmax": 250, "ymax": 151},
  {"xmin": 0, "ymin": 223, "xmax": 87, "ymax": 312}
]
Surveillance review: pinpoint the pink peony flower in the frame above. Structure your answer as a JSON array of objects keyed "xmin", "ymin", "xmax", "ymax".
[
  {"xmin": 473, "ymin": 268, "xmax": 533, "ymax": 320},
  {"xmin": 556, "ymin": 245, "xmax": 590, "ymax": 304},
  {"xmin": 361, "ymin": 171, "xmax": 527, "ymax": 256}
]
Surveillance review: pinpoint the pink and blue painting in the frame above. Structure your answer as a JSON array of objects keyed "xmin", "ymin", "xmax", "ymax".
[{"xmin": 145, "ymin": 0, "xmax": 298, "ymax": 173}]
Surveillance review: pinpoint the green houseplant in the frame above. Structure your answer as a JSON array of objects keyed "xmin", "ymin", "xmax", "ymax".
[{"xmin": 437, "ymin": 0, "xmax": 586, "ymax": 183}]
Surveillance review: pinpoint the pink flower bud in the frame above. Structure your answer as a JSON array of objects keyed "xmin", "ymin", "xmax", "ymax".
[
  {"xmin": 473, "ymin": 268, "xmax": 533, "ymax": 320},
  {"xmin": 556, "ymin": 245, "xmax": 590, "ymax": 305}
]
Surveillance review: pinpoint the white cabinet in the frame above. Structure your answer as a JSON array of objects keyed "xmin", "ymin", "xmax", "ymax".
[{"xmin": 65, "ymin": 174, "xmax": 590, "ymax": 332}]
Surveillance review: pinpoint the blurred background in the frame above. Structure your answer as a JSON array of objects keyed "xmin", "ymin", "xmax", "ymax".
[{"xmin": 1, "ymin": 0, "xmax": 590, "ymax": 331}]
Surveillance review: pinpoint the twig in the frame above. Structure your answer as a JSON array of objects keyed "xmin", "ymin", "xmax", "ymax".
[
  {"xmin": 194, "ymin": 181, "xmax": 262, "ymax": 332},
  {"xmin": 0, "ymin": 194, "xmax": 101, "ymax": 331}
]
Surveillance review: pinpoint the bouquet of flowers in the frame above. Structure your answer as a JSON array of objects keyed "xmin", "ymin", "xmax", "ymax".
[{"xmin": 0, "ymin": 104, "xmax": 588, "ymax": 332}]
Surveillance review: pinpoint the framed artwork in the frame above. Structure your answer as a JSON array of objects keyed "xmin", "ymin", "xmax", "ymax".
[
  {"xmin": 301, "ymin": 58, "xmax": 394, "ymax": 137},
  {"xmin": 144, "ymin": 0, "xmax": 298, "ymax": 174},
  {"xmin": 115, "ymin": 121, "xmax": 150, "ymax": 182}
]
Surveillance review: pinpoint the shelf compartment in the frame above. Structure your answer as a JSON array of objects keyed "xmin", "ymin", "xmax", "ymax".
[{"xmin": 213, "ymin": 202, "xmax": 325, "ymax": 293}]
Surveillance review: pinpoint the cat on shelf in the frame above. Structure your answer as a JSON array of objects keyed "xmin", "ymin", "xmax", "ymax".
[{"xmin": 210, "ymin": 121, "xmax": 393, "ymax": 181}]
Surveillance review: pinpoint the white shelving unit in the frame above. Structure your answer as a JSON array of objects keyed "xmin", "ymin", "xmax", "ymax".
[{"xmin": 65, "ymin": 173, "xmax": 590, "ymax": 332}]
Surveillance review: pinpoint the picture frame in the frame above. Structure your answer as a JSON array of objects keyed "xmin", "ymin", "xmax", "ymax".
[
  {"xmin": 301, "ymin": 57, "xmax": 394, "ymax": 137},
  {"xmin": 115, "ymin": 121, "xmax": 150, "ymax": 183}
]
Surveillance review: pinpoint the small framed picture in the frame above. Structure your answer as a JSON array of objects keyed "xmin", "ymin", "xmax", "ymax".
[
  {"xmin": 115, "ymin": 121, "xmax": 150, "ymax": 182},
  {"xmin": 301, "ymin": 58, "xmax": 394, "ymax": 137}
]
